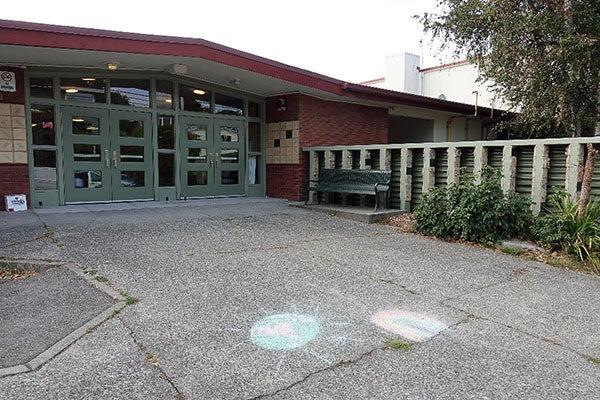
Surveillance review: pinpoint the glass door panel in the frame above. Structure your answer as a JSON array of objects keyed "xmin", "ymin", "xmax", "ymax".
[
  {"xmin": 62, "ymin": 106, "xmax": 111, "ymax": 203},
  {"xmin": 110, "ymin": 110, "xmax": 154, "ymax": 200},
  {"xmin": 213, "ymin": 119, "xmax": 245, "ymax": 196},
  {"xmin": 179, "ymin": 116, "xmax": 213, "ymax": 197}
]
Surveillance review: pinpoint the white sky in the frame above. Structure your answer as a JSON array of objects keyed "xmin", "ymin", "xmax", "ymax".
[{"xmin": 3, "ymin": 0, "xmax": 456, "ymax": 83}]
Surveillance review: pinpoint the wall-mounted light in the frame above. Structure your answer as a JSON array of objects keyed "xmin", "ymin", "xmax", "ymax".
[
  {"xmin": 65, "ymin": 88, "xmax": 79, "ymax": 94},
  {"xmin": 82, "ymin": 78, "xmax": 96, "ymax": 82},
  {"xmin": 106, "ymin": 62, "xmax": 119, "ymax": 71},
  {"xmin": 72, "ymin": 118, "xmax": 85, "ymax": 122},
  {"xmin": 193, "ymin": 89, "xmax": 206, "ymax": 95},
  {"xmin": 165, "ymin": 98, "xmax": 173, "ymax": 103}
]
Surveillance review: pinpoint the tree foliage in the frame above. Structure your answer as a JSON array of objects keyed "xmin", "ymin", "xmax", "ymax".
[{"xmin": 420, "ymin": 0, "xmax": 600, "ymax": 137}]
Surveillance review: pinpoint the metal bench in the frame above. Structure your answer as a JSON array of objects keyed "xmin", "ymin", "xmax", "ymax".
[{"xmin": 306, "ymin": 169, "xmax": 392, "ymax": 211}]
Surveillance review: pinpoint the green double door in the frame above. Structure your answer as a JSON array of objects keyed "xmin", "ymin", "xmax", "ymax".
[
  {"xmin": 62, "ymin": 106, "xmax": 154, "ymax": 203},
  {"xmin": 179, "ymin": 116, "xmax": 245, "ymax": 197}
]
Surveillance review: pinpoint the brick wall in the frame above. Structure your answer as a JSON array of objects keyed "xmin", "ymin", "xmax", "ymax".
[
  {"xmin": 0, "ymin": 66, "xmax": 28, "ymax": 211},
  {"xmin": 265, "ymin": 94, "xmax": 388, "ymax": 201}
]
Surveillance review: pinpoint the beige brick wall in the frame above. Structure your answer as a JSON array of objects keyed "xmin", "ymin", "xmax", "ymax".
[
  {"xmin": 266, "ymin": 120, "xmax": 299, "ymax": 164},
  {"xmin": 0, "ymin": 103, "xmax": 27, "ymax": 164}
]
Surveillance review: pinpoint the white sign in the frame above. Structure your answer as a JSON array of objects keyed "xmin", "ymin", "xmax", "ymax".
[{"xmin": 0, "ymin": 71, "xmax": 16, "ymax": 92}]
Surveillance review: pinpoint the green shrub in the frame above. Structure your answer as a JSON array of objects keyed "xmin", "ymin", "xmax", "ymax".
[
  {"xmin": 413, "ymin": 168, "xmax": 533, "ymax": 244},
  {"xmin": 534, "ymin": 191, "xmax": 600, "ymax": 262}
]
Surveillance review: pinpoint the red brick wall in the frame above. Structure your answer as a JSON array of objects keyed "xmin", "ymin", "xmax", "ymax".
[
  {"xmin": 265, "ymin": 94, "xmax": 388, "ymax": 201},
  {"xmin": 0, "ymin": 66, "xmax": 28, "ymax": 211}
]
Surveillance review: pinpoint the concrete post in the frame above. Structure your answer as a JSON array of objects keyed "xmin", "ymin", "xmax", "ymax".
[
  {"xmin": 447, "ymin": 147, "xmax": 461, "ymax": 185},
  {"xmin": 323, "ymin": 150, "xmax": 335, "ymax": 170},
  {"xmin": 341, "ymin": 149, "xmax": 352, "ymax": 205},
  {"xmin": 565, "ymin": 143, "xmax": 583, "ymax": 199},
  {"xmin": 400, "ymin": 148, "xmax": 413, "ymax": 211},
  {"xmin": 422, "ymin": 147, "xmax": 436, "ymax": 193},
  {"xmin": 359, "ymin": 149, "xmax": 371, "ymax": 170},
  {"xmin": 531, "ymin": 144, "xmax": 550, "ymax": 214},
  {"xmin": 501, "ymin": 145, "xmax": 516, "ymax": 193},
  {"xmin": 308, "ymin": 150, "xmax": 319, "ymax": 204},
  {"xmin": 473, "ymin": 145, "xmax": 488, "ymax": 184},
  {"xmin": 379, "ymin": 147, "xmax": 391, "ymax": 171}
]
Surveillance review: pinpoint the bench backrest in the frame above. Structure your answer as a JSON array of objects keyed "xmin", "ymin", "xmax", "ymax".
[{"xmin": 318, "ymin": 169, "xmax": 391, "ymax": 188}]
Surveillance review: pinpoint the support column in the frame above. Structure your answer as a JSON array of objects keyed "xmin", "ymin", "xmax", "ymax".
[
  {"xmin": 308, "ymin": 150, "xmax": 319, "ymax": 204},
  {"xmin": 341, "ymin": 149, "xmax": 352, "ymax": 205},
  {"xmin": 531, "ymin": 144, "xmax": 549, "ymax": 215},
  {"xmin": 378, "ymin": 147, "xmax": 391, "ymax": 171},
  {"xmin": 323, "ymin": 150, "xmax": 335, "ymax": 170},
  {"xmin": 565, "ymin": 143, "xmax": 583, "ymax": 199},
  {"xmin": 359, "ymin": 149, "xmax": 371, "ymax": 170},
  {"xmin": 422, "ymin": 147, "xmax": 436, "ymax": 193},
  {"xmin": 447, "ymin": 147, "xmax": 461, "ymax": 185},
  {"xmin": 399, "ymin": 148, "xmax": 413, "ymax": 211},
  {"xmin": 473, "ymin": 145, "xmax": 488, "ymax": 184},
  {"xmin": 501, "ymin": 145, "xmax": 516, "ymax": 193}
]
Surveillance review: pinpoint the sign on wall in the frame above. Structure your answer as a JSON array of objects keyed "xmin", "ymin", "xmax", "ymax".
[{"xmin": 0, "ymin": 71, "xmax": 16, "ymax": 92}]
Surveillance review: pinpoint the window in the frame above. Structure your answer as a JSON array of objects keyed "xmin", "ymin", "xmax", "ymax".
[
  {"xmin": 248, "ymin": 101, "xmax": 261, "ymax": 118},
  {"xmin": 249, "ymin": 122, "xmax": 261, "ymax": 152},
  {"xmin": 72, "ymin": 116, "xmax": 100, "ymax": 135},
  {"xmin": 110, "ymin": 79, "xmax": 150, "ymax": 107},
  {"xmin": 29, "ymin": 77, "xmax": 53, "ymax": 99},
  {"xmin": 156, "ymin": 80, "xmax": 174, "ymax": 109},
  {"xmin": 61, "ymin": 77, "xmax": 106, "ymax": 103},
  {"xmin": 31, "ymin": 105, "xmax": 55, "ymax": 145},
  {"xmin": 33, "ymin": 150, "xmax": 57, "ymax": 190},
  {"xmin": 179, "ymin": 84, "xmax": 211, "ymax": 113},
  {"xmin": 157, "ymin": 116, "xmax": 174, "ymax": 149},
  {"xmin": 119, "ymin": 120, "xmax": 144, "ymax": 138},
  {"xmin": 158, "ymin": 153, "xmax": 175, "ymax": 186},
  {"xmin": 215, "ymin": 93, "xmax": 244, "ymax": 116},
  {"xmin": 220, "ymin": 126, "xmax": 239, "ymax": 142},
  {"xmin": 187, "ymin": 124, "xmax": 207, "ymax": 141}
]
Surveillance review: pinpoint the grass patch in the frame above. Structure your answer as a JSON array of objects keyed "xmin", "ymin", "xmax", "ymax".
[
  {"xmin": 94, "ymin": 275, "xmax": 109, "ymax": 283},
  {"xmin": 384, "ymin": 338, "xmax": 412, "ymax": 351},
  {"xmin": 587, "ymin": 357, "xmax": 600, "ymax": 365},
  {"xmin": 0, "ymin": 261, "xmax": 37, "ymax": 280},
  {"xmin": 500, "ymin": 246, "xmax": 526, "ymax": 256},
  {"xmin": 125, "ymin": 295, "xmax": 139, "ymax": 305}
]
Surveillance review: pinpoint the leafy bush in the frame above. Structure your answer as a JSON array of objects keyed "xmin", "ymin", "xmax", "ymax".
[
  {"xmin": 534, "ymin": 191, "xmax": 600, "ymax": 263},
  {"xmin": 413, "ymin": 168, "xmax": 533, "ymax": 244}
]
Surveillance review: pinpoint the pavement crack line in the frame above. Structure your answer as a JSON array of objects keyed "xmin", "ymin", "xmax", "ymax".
[
  {"xmin": 117, "ymin": 317, "xmax": 185, "ymax": 399},
  {"xmin": 246, "ymin": 346, "xmax": 384, "ymax": 400}
]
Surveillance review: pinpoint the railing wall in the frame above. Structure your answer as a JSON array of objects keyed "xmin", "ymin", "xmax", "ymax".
[{"xmin": 304, "ymin": 137, "xmax": 600, "ymax": 214}]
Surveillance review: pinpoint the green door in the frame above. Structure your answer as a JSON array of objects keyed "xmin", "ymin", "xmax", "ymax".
[
  {"xmin": 62, "ymin": 106, "xmax": 111, "ymax": 203},
  {"xmin": 213, "ymin": 119, "xmax": 245, "ymax": 196},
  {"xmin": 110, "ymin": 110, "xmax": 154, "ymax": 201},
  {"xmin": 179, "ymin": 116, "xmax": 214, "ymax": 198}
]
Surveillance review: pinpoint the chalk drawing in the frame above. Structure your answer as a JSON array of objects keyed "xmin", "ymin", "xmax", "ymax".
[
  {"xmin": 251, "ymin": 314, "xmax": 319, "ymax": 350},
  {"xmin": 371, "ymin": 310, "xmax": 447, "ymax": 342}
]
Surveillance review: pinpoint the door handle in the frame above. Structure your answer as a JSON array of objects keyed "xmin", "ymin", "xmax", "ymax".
[
  {"xmin": 112, "ymin": 150, "xmax": 117, "ymax": 168},
  {"xmin": 105, "ymin": 149, "xmax": 109, "ymax": 167},
  {"xmin": 209, "ymin": 153, "xmax": 214, "ymax": 168}
]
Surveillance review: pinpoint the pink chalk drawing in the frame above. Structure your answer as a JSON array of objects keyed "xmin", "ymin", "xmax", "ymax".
[{"xmin": 371, "ymin": 310, "xmax": 447, "ymax": 342}]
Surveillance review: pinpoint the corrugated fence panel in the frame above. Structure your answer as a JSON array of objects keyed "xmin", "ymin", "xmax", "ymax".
[
  {"xmin": 488, "ymin": 146, "xmax": 504, "ymax": 171},
  {"xmin": 514, "ymin": 146, "xmax": 534, "ymax": 196},
  {"xmin": 546, "ymin": 145, "xmax": 567, "ymax": 199},
  {"xmin": 410, "ymin": 149, "xmax": 424, "ymax": 210},
  {"xmin": 459, "ymin": 147, "xmax": 475, "ymax": 175},
  {"xmin": 390, "ymin": 149, "xmax": 402, "ymax": 209},
  {"xmin": 434, "ymin": 148, "xmax": 448, "ymax": 188},
  {"xmin": 591, "ymin": 149, "xmax": 600, "ymax": 200}
]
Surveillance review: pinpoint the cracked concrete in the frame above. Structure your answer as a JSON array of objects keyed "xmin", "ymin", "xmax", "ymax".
[{"xmin": 1, "ymin": 198, "xmax": 599, "ymax": 399}]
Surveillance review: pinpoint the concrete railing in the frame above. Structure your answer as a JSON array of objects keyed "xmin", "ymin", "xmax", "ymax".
[{"xmin": 304, "ymin": 137, "xmax": 600, "ymax": 214}]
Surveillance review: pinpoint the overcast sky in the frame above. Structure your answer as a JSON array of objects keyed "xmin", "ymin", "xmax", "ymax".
[{"xmin": 3, "ymin": 0, "xmax": 456, "ymax": 83}]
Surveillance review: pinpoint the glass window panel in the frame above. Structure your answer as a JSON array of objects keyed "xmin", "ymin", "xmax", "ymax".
[
  {"xmin": 249, "ymin": 122, "xmax": 261, "ymax": 152},
  {"xmin": 221, "ymin": 170, "xmax": 239, "ymax": 185},
  {"xmin": 31, "ymin": 105, "xmax": 55, "ymax": 145},
  {"xmin": 187, "ymin": 148, "xmax": 207, "ymax": 163},
  {"xmin": 119, "ymin": 120, "xmax": 144, "ymax": 137},
  {"xmin": 156, "ymin": 80, "xmax": 173, "ymax": 109},
  {"xmin": 74, "ymin": 170, "xmax": 102, "ymax": 189},
  {"xmin": 187, "ymin": 124, "xmax": 207, "ymax": 141},
  {"xmin": 72, "ymin": 116, "xmax": 100, "ymax": 135},
  {"xmin": 187, "ymin": 171, "xmax": 207, "ymax": 186},
  {"xmin": 215, "ymin": 93, "xmax": 244, "ymax": 116},
  {"xmin": 221, "ymin": 149, "xmax": 239, "ymax": 163},
  {"xmin": 248, "ymin": 101, "xmax": 261, "ymax": 118},
  {"xmin": 248, "ymin": 155, "xmax": 260, "ymax": 185},
  {"xmin": 158, "ymin": 116, "xmax": 174, "ymax": 149},
  {"xmin": 29, "ymin": 77, "xmax": 54, "ymax": 98},
  {"xmin": 33, "ymin": 150, "xmax": 57, "ymax": 190},
  {"xmin": 110, "ymin": 79, "xmax": 150, "ymax": 108},
  {"xmin": 158, "ymin": 153, "xmax": 175, "ymax": 187},
  {"xmin": 120, "ymin": 146, "xmax": 144, "ymax": 162},
  {"xmin": 73, "ymin": 144, "xmax": 102, "ymax": 162},
  {"xmin": 61, "ymin": 77, "xmax": 106, "ymax": 103},
  {"xmin": 179, "ymin": 84, "xmax": 211, "ymax": 112},
  {"xmin": 220, "ymin": 126, "xmax": 239, "ymax": 142},
  {"xmin": 121, "ymin": 171, "xmax": 145, "ymax": 187}
]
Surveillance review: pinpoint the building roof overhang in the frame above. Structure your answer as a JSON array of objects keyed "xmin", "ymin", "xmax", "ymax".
[{"xmin": 0, "ymin": 19, "xmax": 500, "ymax": 117}]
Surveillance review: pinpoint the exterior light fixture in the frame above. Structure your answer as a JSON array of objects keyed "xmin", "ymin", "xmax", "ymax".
[
  {"xmin": 165, "ymin": 98, "xmax": 172, "ymax": 103},
  {"xmin": 72, "ymin": 118, "xmax": 85, "ymax": 122},
  {"xmin": 193, "ymin": 89, "xmax": 206, "ymax": 95},
  {"xmin": 65, "ymin": 88, "xmax": 79, "ymax": 94},
  {"xmin": 82, "ymin": 78, "xmax": 96, "ymax": 82},
  {"xmin": 106, "ymin": 62, "xmax": 119, "ymax": 71}
]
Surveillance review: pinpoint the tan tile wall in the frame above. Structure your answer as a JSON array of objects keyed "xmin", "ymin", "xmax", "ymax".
[
  {"xmin": 0, "ymin": 103, "xmax": 27, "ymax": 164},
  {"xmin": 266, "ymin": 120, "xmax": 299, "ymax": 164}
]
